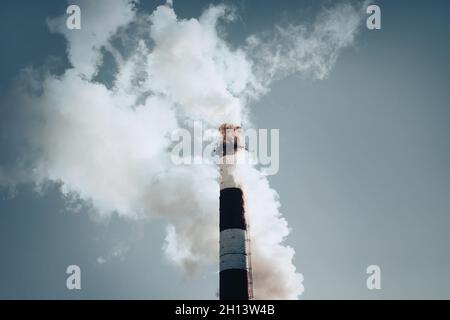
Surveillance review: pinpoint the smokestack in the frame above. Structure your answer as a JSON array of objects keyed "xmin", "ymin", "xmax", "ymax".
[{"xmin": 218, "ymin": 124, "xmax": 253, "ymax": 300}]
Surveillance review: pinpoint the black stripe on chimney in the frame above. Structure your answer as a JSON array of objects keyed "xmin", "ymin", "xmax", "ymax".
[{"xmin": 220, "ymin": 188, "xmax": 246, "ymax": 231}]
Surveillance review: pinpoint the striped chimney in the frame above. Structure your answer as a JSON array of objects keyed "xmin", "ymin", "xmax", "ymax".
[{"xmin": 218, "ymin": 124, "xmax": 253, "ymax": 300}]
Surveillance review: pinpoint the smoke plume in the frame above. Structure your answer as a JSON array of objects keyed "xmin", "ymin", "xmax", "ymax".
[{"xmin": 0, "ymin": 0, "xmax": 365, "ymax": 298}]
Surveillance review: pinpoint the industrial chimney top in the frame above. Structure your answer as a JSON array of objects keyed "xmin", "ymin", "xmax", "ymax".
[{"xmin": 219, "ymin": 123, "xmax": 244, "ymax": 156}]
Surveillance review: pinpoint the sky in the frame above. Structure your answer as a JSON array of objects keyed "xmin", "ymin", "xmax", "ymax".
[{"xmin": 0, "ymin": 0, "xmax": 450, "ymax": 299}]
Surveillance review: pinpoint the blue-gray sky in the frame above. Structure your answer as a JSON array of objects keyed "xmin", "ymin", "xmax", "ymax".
[{"xmin": 1, "ymin": 0, "xmax": 450, "ymax": 299}]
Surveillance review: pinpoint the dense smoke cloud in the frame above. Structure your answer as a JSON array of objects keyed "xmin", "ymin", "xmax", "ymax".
[{"xmin": 0, "ymin": 0, "xmax": 365, "ymax": 298}]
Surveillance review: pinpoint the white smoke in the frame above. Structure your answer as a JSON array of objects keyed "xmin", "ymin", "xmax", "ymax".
[
  {"xmin": 246, "ymin": 2, "xmax": 365, "ymax": 94},
  {"xmin": 47, "ymin": 0, "xmax": 137, "ymax": 79},
  {"xmin": 0, "ymin": 0, "xmax": 365, "ymax": 298}
]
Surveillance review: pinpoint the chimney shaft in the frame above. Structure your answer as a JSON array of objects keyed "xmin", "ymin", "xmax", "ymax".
[{"xmin": 218, "ymin": 124, "xmax": 250, "ymax": 300}]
